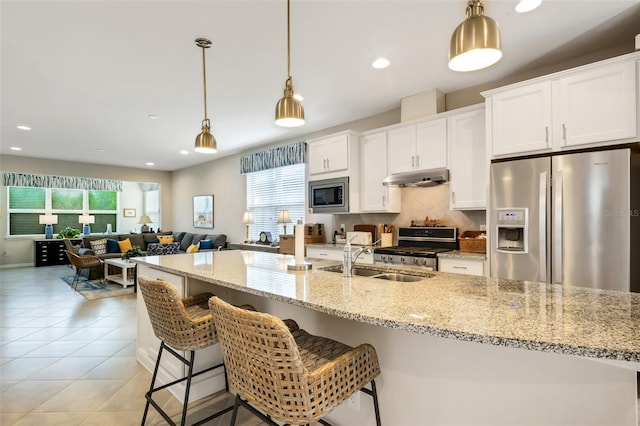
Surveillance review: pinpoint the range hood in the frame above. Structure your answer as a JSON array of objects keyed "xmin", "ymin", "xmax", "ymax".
[{"xmin": 382, "ymin": 168, "xmax": 449, "ymax": 187}]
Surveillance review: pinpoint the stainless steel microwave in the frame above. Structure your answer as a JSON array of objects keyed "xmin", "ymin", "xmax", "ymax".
[{"xmin": 309, "ymin": 177, "xmax": 349, "ymax": 213}]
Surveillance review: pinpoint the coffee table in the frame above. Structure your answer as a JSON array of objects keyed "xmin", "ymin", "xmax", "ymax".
[{"xmin": 104, "ymin": 258, "xmax": 137, "ymax": 288}]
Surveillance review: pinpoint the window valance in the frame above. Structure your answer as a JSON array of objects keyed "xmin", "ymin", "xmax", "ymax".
[
  {"xmin": 240, "ymin": 141, "xmax": 306, "ymax": 174},
  {"xmin": 3, "ymin": 172, "xmax": 123, "ymax": 192}
]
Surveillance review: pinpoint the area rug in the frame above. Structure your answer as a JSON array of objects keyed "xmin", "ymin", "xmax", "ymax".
[{"xmin": 60, "ymin": 276, "xmax": 135, "ymax": 300}]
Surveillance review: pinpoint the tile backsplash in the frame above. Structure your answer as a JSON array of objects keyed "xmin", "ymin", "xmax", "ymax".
[{"xmin": 330, "ymin": 184, "xmax": 486, "ymax": 243}]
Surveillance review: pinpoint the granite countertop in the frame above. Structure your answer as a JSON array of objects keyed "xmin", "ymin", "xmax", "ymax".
[
  {"xmin": 135, "ymin": 251, "xmax": 640, "ymax": 363},
  {"xmin": 438, "ymin": 250, "xmax": 487, "ymax": 260}
]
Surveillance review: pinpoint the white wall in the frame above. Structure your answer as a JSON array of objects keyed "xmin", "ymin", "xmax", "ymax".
[{"xmin": 0, "ymin": 155, "xmax": 172, "ymax": 267}]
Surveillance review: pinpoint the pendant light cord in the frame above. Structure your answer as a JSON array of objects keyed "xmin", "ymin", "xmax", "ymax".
[
  {"xmin": 201, "ymin": 45, "xmax": 208, "ymax": 121},
  {"xmin": 287, "ymin": 0, "xmax": 291, "ymax": 79}
]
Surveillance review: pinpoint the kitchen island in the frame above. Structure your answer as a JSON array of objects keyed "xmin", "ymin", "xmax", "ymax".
[{"xmin": 135, "ymin": 250, "xmax": 639, "ymax": 425}]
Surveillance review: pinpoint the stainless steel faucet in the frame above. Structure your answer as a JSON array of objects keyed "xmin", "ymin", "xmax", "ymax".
[{"xmin": 343, "ymin": 238, "xmax": 379, "ymax": 277}]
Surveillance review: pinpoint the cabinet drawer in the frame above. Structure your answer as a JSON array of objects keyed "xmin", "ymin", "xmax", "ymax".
[
  {"xmin": 306, "ymin": 246, "xmax": 342, "ymax": 261},
  {"xmin": 439, "ymin": 258, "xmax": 484, "ymax": 276}
]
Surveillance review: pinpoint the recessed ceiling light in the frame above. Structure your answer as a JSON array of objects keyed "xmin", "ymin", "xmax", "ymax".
[
  {"xmin": 17, "ymin": 125, "xmax": 31, "ymax": 130},
  {"xmin": 97, "ymin": 149, "xmax": 106, "ymax": 152},
  {"xmin": 180, "ymin": 150, "xmax": 189, "ymax": 155},
  {"xmin": 148, "ymin": 114, "xmax": 159, "ymax": 120},
  {"xmin": 10, "ymin": 146, "xmax": 22, "ymax": 151},
  {"xmin": 372, "ymin": 58, "xmax": 390, "ymax": 69},
  {"xmin": 515, "ymin": 0, "xmax": 541, "ymax": 13},
  {"xmin": 293, "ymin": 93, "xmax": 304, "ymax": 101},
  {"xmin": 146, "ymin": 162, "xmax": 155, "ymax": 166}
]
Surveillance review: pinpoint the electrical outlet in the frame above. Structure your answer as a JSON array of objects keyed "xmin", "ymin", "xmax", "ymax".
[
  {"xmin": 347, "ymin": 391, "xmax": 360, "ymax": 410},
  {"xmin": 479, "ymin": 224, "xmax": 487, "ymax": 231}
]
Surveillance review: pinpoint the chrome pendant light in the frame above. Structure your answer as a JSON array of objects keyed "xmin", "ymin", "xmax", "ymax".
[
  {"xmin": 194, "ymin": 38, "xmax": 217, "ymax": 154},
  {"xmin": 448, "ymin": 0, "xmax": 502, "ymax": 72},
  {"xmin": 275, "ymin": 0, "xmax": 305, "ymax": 127}
]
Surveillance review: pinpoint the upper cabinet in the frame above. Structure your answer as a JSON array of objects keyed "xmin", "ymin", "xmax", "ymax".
[
  {"xmin": 361, "ymin": 132, "xmax": 401, "ymax": 213},
  {"xmin": 448, "ymin": 107, "xmax": 486, "ymax": 210},
  {"xmin": 485, "ymin": 54, "xmax": 638, "ymax": 158},
  {"xmin": 387, "ymin": 118, "xmax": 447, "ymax": 175},
  {"xmin": 308, "ymin": 133, "xmax": 350, "ymax": 176}
]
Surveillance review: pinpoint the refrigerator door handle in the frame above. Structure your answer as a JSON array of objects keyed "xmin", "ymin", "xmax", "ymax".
[
  {"xmin": 553, "ymin": 171, "xmax": 563, "ymax": 284},
  {"xmin": 539, "ymin": 171, "xmax": 547, "ymax": 282}
]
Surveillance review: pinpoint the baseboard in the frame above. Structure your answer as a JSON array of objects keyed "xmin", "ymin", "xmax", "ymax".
[{"xmin": 0, "ymin": 263, "xmax": 35, "ymax": 269}]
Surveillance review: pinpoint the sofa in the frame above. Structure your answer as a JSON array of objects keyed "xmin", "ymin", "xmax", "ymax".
[{"xmin": 76, "ymin": 231, "xmax": 227, "ymax": 280}]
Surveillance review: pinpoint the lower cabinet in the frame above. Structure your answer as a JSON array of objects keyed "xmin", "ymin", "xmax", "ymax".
[
  {"xmin": 34, "ymin": 239, "xmax": 77, "ymax": 266},
  {"xmin": 306, "ymin": 245, "xmax": 374, "ymax": 264},
  {"xmin": 438, "ymin": 257, "xmax": 485, "ymax": 276}
]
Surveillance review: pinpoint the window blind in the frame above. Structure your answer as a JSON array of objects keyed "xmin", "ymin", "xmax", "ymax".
[{"xmin": 246, "ymin": 163, "xmax": 306, "ymax": 242}]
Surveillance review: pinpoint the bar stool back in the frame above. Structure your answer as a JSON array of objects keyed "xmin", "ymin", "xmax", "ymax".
[
  {"xmin": 138, "ymin": 276, "xmax": 232, "ymax": 426},
  {"xmin": 208, "ymin": 296, "xmax": 382, "ymax": 426}
]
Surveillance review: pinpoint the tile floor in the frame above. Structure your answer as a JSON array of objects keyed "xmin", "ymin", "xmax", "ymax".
[
  {"xmin": 0, "ymin": 265, "xmax": 264, "ymax": 426},
  {"xmin": 1, "ymin": 265, "xmax": 638, "ymax": 425}
]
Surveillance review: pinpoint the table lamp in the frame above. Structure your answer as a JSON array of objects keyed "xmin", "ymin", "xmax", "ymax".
[
  {"xmin": 139, "ymin": 214, "xmax": 152, "ymax": 233},
  {"xmin": 39, "ymin": 214, "xmax": 58, "ymax": 239},
  {"xmin": 78, "ymin": 214, "xmax": 95, "ymax": 236},
  {"xmin": 242, "ymin": 211, "xmax": 254, "ymax": 243},
  {"xmin": 276, "ymin": 210, "xmax": 291, "ymax": 235}
]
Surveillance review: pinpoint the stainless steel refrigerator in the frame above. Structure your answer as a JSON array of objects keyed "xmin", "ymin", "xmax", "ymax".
[{"xmin": 490, "ymin": 147, "xmax": 639, "ymax": 292}]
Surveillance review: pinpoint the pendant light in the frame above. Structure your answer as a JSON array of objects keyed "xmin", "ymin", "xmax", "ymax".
[
  {"xmin": 194, "ymin": 38, "xmax": 217, "ymax": 154},
  {"xmin": 275, "ymin": 0, "xmax": 305, "ymax": 127},
  {"xmin": 448, "ymin": 0, "xmax": 502, "ymax": 72}
]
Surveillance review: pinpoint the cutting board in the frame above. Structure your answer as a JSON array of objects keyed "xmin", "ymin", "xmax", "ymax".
[{"xmin": 353, "ymin": 224, "xmax": 377, "ymax": 244}]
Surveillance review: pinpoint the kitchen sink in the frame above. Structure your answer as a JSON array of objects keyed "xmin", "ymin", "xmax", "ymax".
[
  {"xmin": 321, "ymin": 265, "xmax": 431, "ymax": 282},
  {"xmin": 370, "ymin": 273, "xmax": 425, "ymax": 282}
]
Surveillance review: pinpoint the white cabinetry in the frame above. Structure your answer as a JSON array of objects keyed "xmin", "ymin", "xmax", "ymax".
[
  {"xmin": 387, "ymin": 118, "xmax": 447, "ymax": 175},
  {"xmin": 439, "ymin": 257, "xmax": 485, "ymax": 276},
  {"xmin": 308, "ymin": 132, "xmax": 351, "ymax": 176},
  {"xmin": 486, "ymin": 55, "xmax": 638, "ymax": 157},
  {"xmin": 448, "ymin": 107, "xmax": 486, "ymax": 210},
  {"xmin": 361, "ymin": 132, "xmax": 401, "ymax": 212},
  {"xmin": 306, "ymin": 245, "xmax": 373, "ymax": 264}
]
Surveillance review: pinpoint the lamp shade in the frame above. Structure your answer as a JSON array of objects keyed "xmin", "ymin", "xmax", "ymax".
[
  {"xmin": 448, "ymin": 0, "xmax": 502, "ymax": 72},
  {"xmin": 276, "ymin": 210, "xmax": 291, "ymax": 224},
  {"xmin": 78, "ymin": 214, "xmax": 95, "ymax": 224},
  {"xmin": 275, "ymin": 79, "xmax": 305, "ymax": 127},
  {"xmin": 39, "ymin": 214, "xmax": 58, "ymax": 225},
  {"xmin": 139, "ymin": 215, "xmax": 153, "ymax": 224},
  {"xmin": 242, "ymin": 211, "xmax": 254, "ymax": 224},
  {"xmin": 195, "ymin": 119, "xmax": 217, "ymax": 153}
]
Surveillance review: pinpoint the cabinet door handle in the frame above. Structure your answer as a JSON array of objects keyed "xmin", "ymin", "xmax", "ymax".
[
  {"xmin": 326, "ymin": 158, "xmax": 330, "ymax": 170},
  {"xmin": 562, "ymin": 124, "xmax": 567, "ymax": 144},
  {"xmin": 451, "ymin": 191, "xmax": 456, "ymax": 204},
  {"xmin": 411, "ymin": 156, "xmax": 415, "ymax": 168},
  {"xmin": 415, "ymin": 155, "xmax": 420, "ymax": 168},
  {"xmin": 545, "ymin": 126, "xmax": 549, "ymax": 145},
  {"xmin": 453, "ymin": 266, "xmax": 468, "ymax": 270},
  {"xmin": 382, "ymin": 195, "xmax": 386, "ymax": 207}
]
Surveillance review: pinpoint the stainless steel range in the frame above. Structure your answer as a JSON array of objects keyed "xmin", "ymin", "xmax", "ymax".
[{"xmin": 373, "ymin": 227, "xmax": 458, "ymax": 270}]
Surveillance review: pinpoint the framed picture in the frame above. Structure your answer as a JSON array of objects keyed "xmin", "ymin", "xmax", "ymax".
[
  {"xmin": 123, "ymin": 208, "xmax": 136, "ymax": 218},
  {"xmin": 193, "ymin": 195, "xmax": 214, "ymax": 229}
]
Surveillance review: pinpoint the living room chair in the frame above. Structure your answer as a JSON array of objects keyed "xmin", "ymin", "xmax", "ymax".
[
  {"xmin": 65, "ymin": 250, "xmax": 104, "ymax": 290},
  {"xmin": 138, "ymin": 276, "xmax": 255, "ymax": 426},
  {"xmin": 208, "ymin": 296, "xmax": 383, "ymax": 426}
]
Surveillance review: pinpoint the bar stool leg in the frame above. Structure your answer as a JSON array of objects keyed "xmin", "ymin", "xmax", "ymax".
[
  {"xmin": 142, "ymin": 342, "xmax": 165, "ymax": 425},
  {"xmin": 181, "ymin": 351, "xmax": 196, "ymax": 426},
  {"xmin": 371, "ymin": 379, "xmax": 381, "ymax": 426},
  {"xmin": 230, "ymin": 394, "xmax": 241, "ymax": 426}
]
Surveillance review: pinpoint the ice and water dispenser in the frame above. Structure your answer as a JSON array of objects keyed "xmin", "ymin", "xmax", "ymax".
[{"xmin": 495, "ymin": 208, "xmax": 528, "ymax": 253}]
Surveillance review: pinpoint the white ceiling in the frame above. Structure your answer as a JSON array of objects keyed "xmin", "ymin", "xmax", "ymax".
[{"xmin": 2, "ymin": 1, "xmax": 639, "ymax": 171}]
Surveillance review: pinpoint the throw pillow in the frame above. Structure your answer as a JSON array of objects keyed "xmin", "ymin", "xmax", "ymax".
[
  {"xmin": 158, "ymin": 235, "xmax": 174, "ymax": 244},
  {"xmin": 118, "ymin": 238, "xmax": 133, "ymax": 252},
  {"xmin": 199, "ymin": 239, "xmax": 213, "ymax": 250},
  {"xmin": 147, "ymin": 238, "xmax": 160, "ymax": 245},
  {"xmin": 89, "ymin": 238, "xmax": 108, "ymax": 255},
  {"xmin": 186, "ymin": 243, "xmax": 199, "ymax": 254},
  {"xmin": 106, "ymin": 239, "xmax": 120, "ymax": 253}
]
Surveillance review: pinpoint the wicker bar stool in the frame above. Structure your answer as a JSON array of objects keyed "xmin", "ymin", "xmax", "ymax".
[
  {"xmin": 208, "ymin": 296, "xmax": 382, "ymax": 426},
  {"xmin": 138, "ymin": 276, "xmax": 245, "ymax": 426}
]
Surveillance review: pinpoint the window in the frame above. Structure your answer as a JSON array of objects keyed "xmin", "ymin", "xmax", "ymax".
[
  {"xmin": 143, "ymin": 188, "xmax": 160, "ymax": 229},
  {"xmin": 7, "ymin": 187, "xmax": 118, "ymax": 236},
  {"xmin": 246, "ymin": 163, "xmax": 305, "ymax": 242}
]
